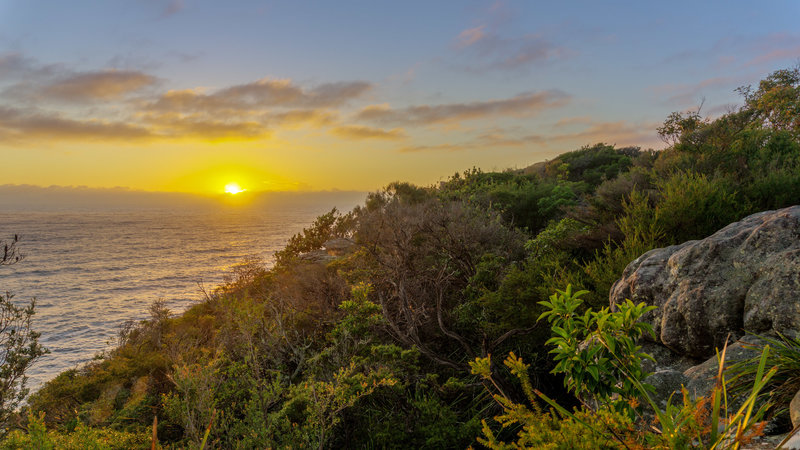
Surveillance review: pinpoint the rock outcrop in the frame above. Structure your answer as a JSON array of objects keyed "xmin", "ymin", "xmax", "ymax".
[
  {"xmin": 297, "ymin": 237, "xmax": 356, "ymax": 264},
  {"xmin": 610, "ymin": 205, "xmax": 800, "ymax": 359}
]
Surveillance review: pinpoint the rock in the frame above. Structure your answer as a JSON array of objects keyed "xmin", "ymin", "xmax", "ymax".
[
  {"xmin": 323, "ymin": 237, "xmax": 355, "ymax": 256},
  {"xmin": 682, "ymin": 336, "xmax": 764, "ymax": 399},
  {"xmin": 791, "ymin": 389, "xmax": 800, "ymax": 429},
  {"xmin": 639, "ymin": 341, "xmax": 699, "ymax": 375},
  {"xmin": 297, "ymin": 238, "xmax": 356, "ymax": 263},
  {"xmin": 645, "ymin": 369, "xmax": 689, "ymax": 409},
  {"xmin": 610, "ymin": 206, "xmax": 800, "ymax": 359},
  {"xmin": 639, "ymin": 336, "xmax": 764, "ymax": 410},
  {"xmin": 782, "ymin": 431, "xmax": 800, "ymax": 450},
  {"xmin": 298, "ymin": 249, "xmax": 337, "ymax": 264}
]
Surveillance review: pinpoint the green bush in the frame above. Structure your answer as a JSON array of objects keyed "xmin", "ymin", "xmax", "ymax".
[{"xmin": 537, "ymin": 285, "xmax": 655, "ymax": 415}]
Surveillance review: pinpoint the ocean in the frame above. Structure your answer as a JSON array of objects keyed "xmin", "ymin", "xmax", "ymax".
[{"xmin": 0, "ymin": 199, "xmax": 359, "ymax": 391}]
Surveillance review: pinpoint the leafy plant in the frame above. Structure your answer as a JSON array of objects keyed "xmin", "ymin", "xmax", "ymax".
[{"xmin": 537, "ymin": 285, "xmax": 656, "ymax": 416}]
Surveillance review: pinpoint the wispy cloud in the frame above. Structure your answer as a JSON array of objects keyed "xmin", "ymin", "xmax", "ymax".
[
  {"xmin": 395, "ymin": 118, "xmax": 660, "ymax": 153},
  {"xmin": 0, "ymin": 106, "xmax": 152, "ymax": 142},
  {"xmin": 329, "ymin": 125, "xmax": 407, "ymax": 141},
  {"xmin": 548, "ymin": 119, "xmax": 662, "ymax": 148},
  {"xmin": 42, "ymin": 70, "xmax": 157, "ymax": 101},
  {"xmin": 146, "ymin": 79, "xmax": 371, "ymax": 113},
  {"xmin": 0, "ymin": 52, "xmax": 60, "ymax": 81},
  {"xmin": 451, "ymin": 2, "xmax": 569, "ymax": 72},
  {"xmin": 270, "ymin": 109, "xmax": 337, "ymax": 128},
  {"xmin": 662, "ymin": 32, "xmax": 800, "ymax": 70},
  {"xmin": 744, "ymin": 44, "xmax": 800, "ymax": 67},
  {"xmin": 456, "ymin": 26, "xmax": 487, "ymax": 48},
  {"xmin": 649, "ymin": 76, "xmax": 740, "ymax": 108},
  {"xmin": 356, "ymin": 90, "xmax": 569, "ymax": 126},
  {"xmin": 452, "ymin": 29, "xmax": 568, "ymax": 72},
  {"xmin": 396, "ymin": 132, "xmax": 543, "ymax": 153},
  {"xmin": 163, "ymin": 0, "xmax": 185, "ymax": 17}
]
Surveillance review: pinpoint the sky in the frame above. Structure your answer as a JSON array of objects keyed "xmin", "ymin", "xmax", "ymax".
[{"xmin": 1, "ymin": 0, "xmax": 799, "ymax": 195}]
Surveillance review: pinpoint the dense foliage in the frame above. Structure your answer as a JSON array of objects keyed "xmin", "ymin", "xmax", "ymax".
[
  {"xmin": 4, "ymin": 67, "xmax": 800, "ymax": 448},
  {"xmin": 0, "ymin": 235, "xmax": 47, "ymax": 436}
]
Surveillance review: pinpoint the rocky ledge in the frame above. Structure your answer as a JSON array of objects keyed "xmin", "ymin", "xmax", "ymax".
[
  {"xmin": 609, "ymin": 206, "xmax": 800, "ymax": 438},
  {"xmin": 610, "ymin": 205, "xmax": 800, "ymax": 359}
]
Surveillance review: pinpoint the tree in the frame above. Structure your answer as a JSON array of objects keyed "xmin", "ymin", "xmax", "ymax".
[
  {"xmin": 354, "ymin": 194, "xmax": 529, "ymax": 371},
  {"xmin": 0, "ymin": 235, "xmax": 47, "ymax": 434},
  {"xmin": 738, "ymin": 65, "xmax": 800, "ymax": 132}
]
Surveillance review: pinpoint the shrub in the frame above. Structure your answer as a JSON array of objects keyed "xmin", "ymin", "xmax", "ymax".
[{"xmin": 537, "ymin": 285, "xmax": 655, "ymax": 416}]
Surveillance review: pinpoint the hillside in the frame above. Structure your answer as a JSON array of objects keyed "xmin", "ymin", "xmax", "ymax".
[{"xmin": 3, "ymin": 67, "xmax": 800, "ymax": 449}]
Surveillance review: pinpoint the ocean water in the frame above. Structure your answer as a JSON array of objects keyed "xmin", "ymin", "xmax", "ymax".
[{"xmin": 0, "ymin": 204, "xmax": 344, "ymax": 390}]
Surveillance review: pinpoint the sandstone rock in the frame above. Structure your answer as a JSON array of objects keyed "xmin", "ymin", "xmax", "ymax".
[
  {"xmin": 610, "ymin": 206, "xmax": 800, "ymax": 359},
  {"xmin": 682, "ymin": 336, "xmax": 763, "ymax": 399},
  {"xmin": 298, "ymin": 249, "xmax": 337, "ymax": 264},
  {"xmin": 782, "ymin": 432, "xmax": 800, "ymax": 450},
  {"xmin": 644, "ymin": 369, "xmax": 689, "ymax": 409},
  {"xmin": 639, "ymin": 341, "xmax": 699, "ymax": 375},
  {"xmin": 791, "ymin": 388, "xmax": 800, "ymax": 429},
  {"xmin": 323, "ymin": 237, "xmax": 355, "ymax": 256}
]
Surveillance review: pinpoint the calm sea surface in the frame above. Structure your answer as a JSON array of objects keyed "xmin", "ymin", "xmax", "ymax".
[{"xmin": 0, "ymin": 205, "xmax": 339, "ymax": 390}]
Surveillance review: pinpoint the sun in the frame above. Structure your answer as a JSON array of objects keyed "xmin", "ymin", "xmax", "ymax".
[{"xmin": 224, "ymin": 182, "xmax": 246, "ymax": 194}]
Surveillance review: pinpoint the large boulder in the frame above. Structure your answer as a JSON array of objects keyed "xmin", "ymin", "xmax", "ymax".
[{"xmin": 610, "ymin": 206, "xmax": 800, "ymax": 359}]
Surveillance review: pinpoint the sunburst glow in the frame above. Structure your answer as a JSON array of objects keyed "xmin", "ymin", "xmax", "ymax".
[{"xmin": 224, "ymin": 183, "xmax": 246, "ymax": 194}]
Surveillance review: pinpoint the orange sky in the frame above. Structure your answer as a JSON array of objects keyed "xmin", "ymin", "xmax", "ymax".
[{"xmin": 1, "ymin": 1, "xmax": 798, "ymax": 195}]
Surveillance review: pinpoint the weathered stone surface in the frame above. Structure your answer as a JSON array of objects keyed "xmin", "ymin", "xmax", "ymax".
[
  {"xmin": 638, "ymin": 336, "xmax": 763, "ymax": 410},
  {"xmin": 298, "ymin": 249, "xmax": 337, "ymax": 264},
  {"xmin": 645, "ymin": 369, "xmax": 689, "ymax": 409},
  {"xmin": 323, "ymin": 237, "xmax": 355, "ymax": 255},
  {"xmin": 610, "ymin": 206, "xmax": 800, "ymax": 359},
  {"xmin": 682, "ymin": 336, "xmax": 763, "ymax": 399},
  {"xmin": 639, "ymin": 341, "xmax": 699, "ymax": 375},
  {"xmin": 791, "ymin": 388, "xmax": 800, "ymax": 429}
]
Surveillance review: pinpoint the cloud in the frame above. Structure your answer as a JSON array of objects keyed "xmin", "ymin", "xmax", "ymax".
[
  {"xmin": 456, "ymin": 26, "xmax": 487, "ymax": 48},
  {"xmin": 396, "ymin": 132, "xmax": 544, "ymax": 153},
  {"xmin": 0, "ymin": 54, "xmax": 377, "ymax": 143},
  {"xmin": 553, "ymin": 116, "xmax": 595, "ymax": 128},
  {"xmin": 0, "ymin": 54, "xmax": 157, "ymax": 104},
  {"xmin": 147, "ymin": 79, "xmax": 371, "ymax": 114},
  {"xmin": 145, "ymin": 116, "xmax": 268, "ymax": 140},
  {"xmin": 397, "ymin": 143, "xmax": 475, "ymax": 153},
  {"xmin": 329, "ymin": 125, "xmax": 407, "ymax": 141},
  {"xmin": 0, "ymin": 107, "xmax": 152, "ymax": 142},
  {"xmin": 163, "ymin": 0, "xmax": 184, "ymax": 17},
  {"xmin": 453, "ymin": 29, "xmax": 567, "ymax": 71},
  {"xmin": 662, "ymin": 32, "xmax": 800, "ymax": 70},
  {"xmin": 547, "ymin": 120, "xmax": 662, "ymax": 149},
  {"xmin": 0, "ymin": 53, "xmax": 33, "ymax": 77},
  {"xmin": 451, "ymin": 2, "xmax": 569, "ymax": 73},
  {"xmin": 395, "ymin": 119, "xmax": 660, "ymax": 153},
  {"xmin": 356, "ymin": 90, "xmax": 569, "ymax": 126},
  {"xmin": 0, "ymin": 106, "xmax": 271, "ymax": 142},
  {"xmin": 0, "ymin": 52, "xmax": 60, "ymax": 81},
  {"xmin": 269, "ymin": 109, "xmax": 337, "ymax": 128},
  {"xmin": 744, "ymin": 45, "xmax": 800, "ymax": 67},
  {"xmin": 42, "ymin": 70, "xmax": 157, "ymax": 101},
  {"xmin": 148, "ymin": 78, "xmax": 371, "ymax": 112},
  {"xmin": 649, "ymin": 76, "xmax": 739, "ymax": 108},
  {"xmin": 474, "ymin": 131, "xmax": 544, "ymax": 147}
]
